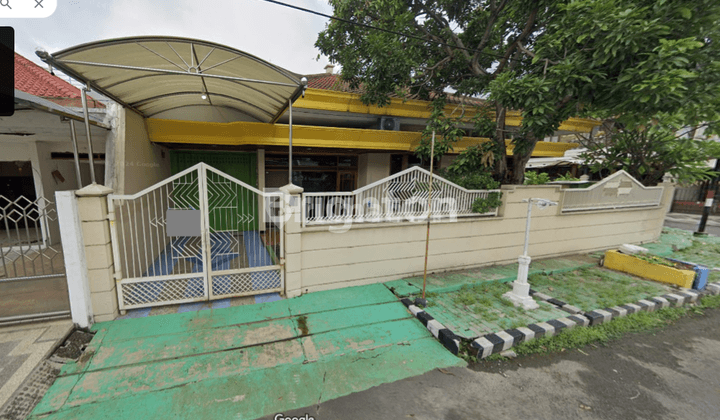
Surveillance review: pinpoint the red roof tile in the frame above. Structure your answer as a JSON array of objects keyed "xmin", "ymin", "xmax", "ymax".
[
  {"xmin": 305, "ymin": 73, "xmax": 485, "ymax": 107},
  {"xmin": 14, "ymin": 52, "xmax": 104, "ymax": 108}
]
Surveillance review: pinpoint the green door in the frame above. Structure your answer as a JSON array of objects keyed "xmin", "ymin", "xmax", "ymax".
[{"xmin": 171, "ymin": 151, "xmax": 258, "ymax": 231}]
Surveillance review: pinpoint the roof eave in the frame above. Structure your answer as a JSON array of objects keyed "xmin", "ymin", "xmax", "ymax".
[{"xmin": 14, "ymin": 89, "xmax": 111, "ymax": 129}]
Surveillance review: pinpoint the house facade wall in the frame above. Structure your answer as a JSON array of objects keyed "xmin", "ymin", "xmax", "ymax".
[
  {"xmin": 287, "ymin": 183, "xmax": 674, "ymax": 294},
  {"xmin": 358, "ymin": 153, "xmax": 391, "ymax": 187},
  {"xmin": 111, "ymin": 109, "xmax": 171, "ymax": 195}
]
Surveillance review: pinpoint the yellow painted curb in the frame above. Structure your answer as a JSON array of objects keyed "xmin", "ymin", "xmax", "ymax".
[{"xmin": 604, "ymin": 250, "xmax": 695, "ymax": 289}]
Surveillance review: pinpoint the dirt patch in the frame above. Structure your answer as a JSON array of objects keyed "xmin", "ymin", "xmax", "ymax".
[
  {"xmin": 52, "ymin": 330, "xmax": 94, "ymax": 360},
  {"xmin": 296, "ymin": 315, "xmax": 309, "ymax": 336},
  {"xmin": 242, "ymin": 323, "xmax": 294, "ymax": 346}
]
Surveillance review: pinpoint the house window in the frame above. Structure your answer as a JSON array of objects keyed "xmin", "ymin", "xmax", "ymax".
[
  {"xmin": 390, "ymin": 154, "xmax": 404, "ymax": 175},
  {"xmin": 265, "ymin": 154, "xmax": 358, "ymax": 192}
]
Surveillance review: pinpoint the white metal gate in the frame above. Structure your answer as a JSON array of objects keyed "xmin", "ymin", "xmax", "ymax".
[
  {"xmin": 1, "ymin": 195, "xmax": 69, "ymax": 323},
  {"xmin": 108, "ymin": 163, "xmax": 284, "ymax": 310}
]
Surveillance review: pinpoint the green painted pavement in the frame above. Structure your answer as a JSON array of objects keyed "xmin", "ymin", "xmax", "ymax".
[
  {"xmin": 385, "ymin": 257, "xmax": 597, "ymax": 297},
  {"xmin": 31, "ymin": 284, "xmax": 464, "ymax": 420},
  {"xmin": 85, "ymin": 318, "xmax": 298, "ymax": 371},
  {"xmin": 93, "ymin": 283, "xmax": 396, "ymax": 344},
  {"xmin": 31, "ymin": 336, "xmax": 462, "ymax": 420},
  {"xmin": 44, "ymin": 318, "xmax": 427, "ymax": 411},
  {"xmin": 299, "ymin": 318, "xmax": 429, "ymax": 362},
  {"xmin": 287, "ymin": 283, "xmax": 397, "ymax": 315},
  {"xmin": 644, "ymin": 227, "xmax": 696, "ymax": 256},
  {"xmin": 76, "ymin": 302, "xmax": 410, "ymax": 374}
]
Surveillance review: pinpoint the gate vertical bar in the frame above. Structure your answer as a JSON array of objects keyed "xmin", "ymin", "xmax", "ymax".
[{"xmin": 199, "ymin": 164, "xmax": 212, "ymax": 300}]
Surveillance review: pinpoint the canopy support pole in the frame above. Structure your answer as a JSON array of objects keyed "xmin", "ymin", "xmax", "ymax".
[
  {"xmin": 288, "ymin": 99, "xmax": 293, "ymax": 185},
  {"xmin": 68, "ymin": 120, "xmax": 83, "ymax": 189},
  {"xmin": 80, "ymin": 85, "xmax": 96, "ymax": 184}
]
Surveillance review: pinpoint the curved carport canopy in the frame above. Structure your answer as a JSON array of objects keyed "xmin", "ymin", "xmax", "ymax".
[{"xmin": 37, "ymin": 36, "xmax": 305, "ymax": 123}]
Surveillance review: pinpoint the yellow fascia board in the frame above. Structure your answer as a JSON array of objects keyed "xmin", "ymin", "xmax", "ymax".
[
  {"xmin": 147, "ymin": 118, "xmax": 578, "ymax": 157},
  {"xmin": 295, "ymin": 88, "xmax": 599, "ymax": 133},
  {"xmin": 148, "ymin": 118, "xmax": 420, "ymax": 151},
  {"xmin": 294, "ymin": 89, "xmax": 433, "ymax": 119}
]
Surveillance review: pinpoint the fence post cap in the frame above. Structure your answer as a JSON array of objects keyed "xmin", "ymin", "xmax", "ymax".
[
  {"xmin": 279, "ymin": 183, "xmax": 304, "ymax": 194},
  {"xmin": 76, "ymin": 183, "xmax": 113, "ymax": 197}
]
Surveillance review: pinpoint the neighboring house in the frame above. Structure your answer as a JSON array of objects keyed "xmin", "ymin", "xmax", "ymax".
[
  {"xmin": 0, "ymin": 53, "xmax": 112, "ymax": 322},
  {"xmin": 3, "ymin": 52, "xmax": 110, "ymax": 209}
]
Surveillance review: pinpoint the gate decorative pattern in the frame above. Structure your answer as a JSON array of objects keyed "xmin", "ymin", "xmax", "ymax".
[
  {"xmin": 108, "ymin": 163, "xmax": 284, "ymax": 310},
  {"xmin": 1, "ymin": 195, "xmax": 69, "ymax": 323}
]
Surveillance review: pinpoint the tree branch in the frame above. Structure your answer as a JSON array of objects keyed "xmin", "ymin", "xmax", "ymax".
[
  {"xmin": 471, "ymin": 0, "xmax": 510, "ymax": 69},
  {"xmin": 421, "ymin": 4, "xmax": 472, "ymax": 62},
  {"xmin": 495, "ymin": 7, "xmax": 539, "ymax": 74}
]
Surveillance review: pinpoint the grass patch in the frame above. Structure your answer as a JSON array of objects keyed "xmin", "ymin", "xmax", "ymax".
[
  {"xmin": 493, "ymin": 306, "xmax": 690, "ymax": 358},
  {"xmin": 698, "ymin": 294, "xmax": 720, "ymax": 310},
  {"xmin": 462, "ymin": 294, "xmax": 720, "ymax": 362},
  {"xmin": 437, "ymin": 282, "xmax": 564, "ymax": 331},
  {"xmin": 528, "ymin": 266, "xmax": 669, "ymax": 312},
  {"xmin": 452, "ymin": 282, "xmax": 515, "ymax": 309}
]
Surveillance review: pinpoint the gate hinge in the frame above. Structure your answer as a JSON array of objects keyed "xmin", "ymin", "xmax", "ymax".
[
  {"xmin": 107, "ymin": 211, "xmax": 115, "ymax": 222},
  {"xmin": 280, "ymin": 258, "xmax": 286, "ymax": 266}
]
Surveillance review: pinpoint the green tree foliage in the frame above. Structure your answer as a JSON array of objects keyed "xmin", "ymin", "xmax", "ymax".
[
  {"xmin": 316, "ymin": 0, "xmax": 546, "ymax": 183},
  {"xmin": 522, "ymin": 171, "xmax": 551, "ymax": 185},
  {"xmin": 440, "ymin": 142, "xmax": 503, "ymax": 213},
  {"xmin": 316, "ymin": 0, "xmax": 720, "ymax": 184},
  {"xmin": 581, "ymin": 127, "xmax": 720, "ymax": 186}
]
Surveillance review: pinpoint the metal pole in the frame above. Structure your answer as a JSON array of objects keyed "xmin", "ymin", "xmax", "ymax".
[
  {"xmin": 80, "ymin": 85, "xmax": 96, "ymax": 184},
  {"xmin": 422, "ymin": 130, "xmax": 436, "ymax": 300},
  {"xmin": 69, "ymin": 120, "xmax": 83, "ymax": 189},
  {"xmin": 697, "ymin": 158, "xmax": 720, "ymax": 234},
  {"xmin": 288, "ymin": 99, "xmax": 293, "ymax": 185},
  {"xmin": 523, "ymin": 199, "xmax": 533, "ymax": 256}
]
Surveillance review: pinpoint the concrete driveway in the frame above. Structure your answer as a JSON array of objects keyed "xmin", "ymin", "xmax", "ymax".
[{"xmin": 28, "ymin": 283, "xmax": 464, "ymax": 420}]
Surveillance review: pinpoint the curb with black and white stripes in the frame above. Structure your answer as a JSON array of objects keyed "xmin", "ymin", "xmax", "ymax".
[
  {"xmin": 399, "ymin": 298, "xmax": 462, "ymax": 355},
  {"xmin": 469, "ymin": 283, "xmax": 720, "ymax": 360}
]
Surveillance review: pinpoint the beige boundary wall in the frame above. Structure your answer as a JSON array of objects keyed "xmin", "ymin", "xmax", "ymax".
[
  {"xmin": 285, "ymin": 181, "xmax": 675, "ymax": 295},
  {"xmin": 59, "ymin": 168, "xmax": 673, "ymax": 324}
]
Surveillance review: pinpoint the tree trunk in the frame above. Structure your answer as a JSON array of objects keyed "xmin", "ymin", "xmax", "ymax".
[
  {"xmin": 494, "ymin": 103, "xmax": 508, "ymax": 183},
  {"xmin": 511, "ymin": 136, "xmax": 540, "ymax": 184}
]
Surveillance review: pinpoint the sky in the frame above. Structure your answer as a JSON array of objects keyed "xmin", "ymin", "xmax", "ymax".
[{"xmin": 2, "ymin": 0, "xmax": 335, "ymax": 77}]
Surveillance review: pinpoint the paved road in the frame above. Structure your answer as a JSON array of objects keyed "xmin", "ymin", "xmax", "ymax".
[
  {"xmin": 268, "ymin": 308, "xmax": 720, "ymax": 420},
  {"xmin": 664, "ymin": 212, "xmax": 720, "ymax": 236}
]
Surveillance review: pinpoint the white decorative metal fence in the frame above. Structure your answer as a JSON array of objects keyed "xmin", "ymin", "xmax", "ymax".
[
  {"xmin": 108, "ymin": 163, "xmax": 284, "ymax": 310},
  {"xmin": 1, "ymin": 195, "xmax": 69, "ymax": 323},
  {"xmin": 561, "ymin": 170, "xmax": 664, "ymax": 213},
  {"xmin": 302, "ymin": 166, "xmax": 501, "ymax": 226}
]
